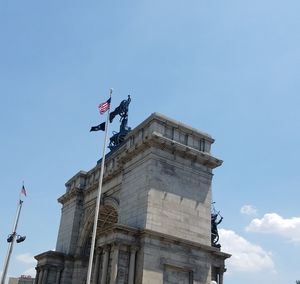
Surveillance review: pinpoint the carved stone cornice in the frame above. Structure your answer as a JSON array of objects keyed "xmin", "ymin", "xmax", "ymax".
[
  {"xmin": 128, "ymin": 112, "xmax": 215, "ymax": 144},
  {"xmin": 117, "ymin": 131, "xmax": 222, "ymax": 169},
  {"xmin": 94, "ymin": 224, "xmax": 230, "ymax": 260},
  {"xmin": 35, "ymin": 250, "xmax": 66, "ymax": 261},
  {"xmin": 60, "ymin": 113, "xmax": 222, "ymax": 197},
  {"xmin": 57, "ymin": 187, "xmax": 83, "ymax": 205},
  {"xmin": 65, "ymin": 171, "xmax": 87, "ymax": 189},
  {"xmin": 34, "ymin": 250, "xmax": 69, "ymax": 268},
  {"xmin": 139, "ymin": 228, "xmax": 231, "ymax": 260},
  {"xmin": 152, "ymin": 131, "xmax": 222, "ymax": 168},
  {"xmin": 99, "ymin": 223, "xmax": 139, "ymax": 236}
]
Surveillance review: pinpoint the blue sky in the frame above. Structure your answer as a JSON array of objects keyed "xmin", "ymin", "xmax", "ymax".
[{"xmin": 0, "ymin": 1, "xmax": 299, "ymax": 283}]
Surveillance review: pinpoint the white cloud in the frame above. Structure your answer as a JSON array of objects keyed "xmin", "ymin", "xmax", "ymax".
[
  {"xmin": 240, "ymin": 205, "xmax": 258, "ymax": 216},
  {"xmin": 246, "ymin": 213, "xmax": 300, "ymax": 243},
  {"xmin": 219, "ymin": 228, "xmax": 275, "ymax": 273},
  {"xmin": 16, "ymin": 253, "xmax": 36, "ymax": 265}
]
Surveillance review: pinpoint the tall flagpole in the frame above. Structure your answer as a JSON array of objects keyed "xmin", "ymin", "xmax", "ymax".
[
  {"xmin": 1, "ymin": 199, "xmax": 24, "ymax": 284},
  {"xmin": 86, "ymin": 88, "xmax": 113, "ymax": 284}
]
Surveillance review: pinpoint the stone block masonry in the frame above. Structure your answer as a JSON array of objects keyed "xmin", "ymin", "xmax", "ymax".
[{"xmin": 35, "ymin": 113, "xmax": 230, "ymax": 284}]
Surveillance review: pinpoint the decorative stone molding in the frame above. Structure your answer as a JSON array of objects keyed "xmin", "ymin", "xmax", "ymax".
[
  {"xmin": 58, "ymin": 113, "xmax": 222, "ymax": 200},
  {"xmin": 57, "ymin": 187, "xmax": 83, "ymax": 205},
  {"xmin": 139, "ymin": 228, "xmax": 230, "ymax": 259}
]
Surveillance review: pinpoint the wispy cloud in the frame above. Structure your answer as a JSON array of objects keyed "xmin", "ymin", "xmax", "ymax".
[
  {"xmin": 246, "ymin": 213, "xmax": 300, "ymax": 243},
  {"xmin": 16, "ymin": 253, "xmax": 36, "ymax": 265},
  {"xmin": 219, "ymin": 228, "xmax": 275, "ymax": 273},
  {"xmin": 240, "ymin": 204, "xmax": 258, "ymax": 216}
]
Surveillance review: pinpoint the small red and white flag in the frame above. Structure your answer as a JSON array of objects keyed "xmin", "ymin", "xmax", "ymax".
[
  {"xmin": 98, "ymin": 98, "xmax": 111, "ymax": 114},
  {"xmin": 21, "ymin": 185, "xmax": 27, "ymax": 197}
]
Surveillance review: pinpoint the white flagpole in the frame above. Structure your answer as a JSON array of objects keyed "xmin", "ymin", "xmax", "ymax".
[
  {"xmin": 86, "ymin": 88, "xmax": 112, "ymax": 284},
  {"xmin": 1, "ymin": 199, "xmax": 24, "ymax": 284}
]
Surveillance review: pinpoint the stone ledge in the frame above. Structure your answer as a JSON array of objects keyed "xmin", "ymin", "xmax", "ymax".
[
  {"xmin": 91, "ymin": 224, "xmax": 231, "ymax": 260},
  {"xmin": 129, "ymin": 112, "xmax": 214, "ymax": 143},
  {"xmin": 34, "ymin": 250, "xmax": 71, "ymax": 267},
  {"xmin": 57, "ymin": 187, "xmax": 83, "ymax": 205},
  {"xmin": 139, "ymin": 228, "xmax": 231, "ymax": 259},
  {"xmin": 59, "ymin": 113, "xmax": 222, "ymax": 198}
]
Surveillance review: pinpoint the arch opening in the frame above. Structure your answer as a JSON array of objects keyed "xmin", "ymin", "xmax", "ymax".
[{"xmin": 82, "ymin": 205, "xmax": 118, "ymax": 256}]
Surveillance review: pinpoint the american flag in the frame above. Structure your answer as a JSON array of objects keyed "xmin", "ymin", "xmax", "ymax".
[
  {"xmin": 21, "ymin": 185, "xmax": 27, "ymax": 197},
  {"xmin": 98, "ymin": 98, "xmax": 111, "ymax": 114}
]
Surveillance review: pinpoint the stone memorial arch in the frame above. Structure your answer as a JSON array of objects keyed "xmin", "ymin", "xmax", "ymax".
[{"xmin": 35, "ymin": 113, "xmax": 230, "ymax": 284}]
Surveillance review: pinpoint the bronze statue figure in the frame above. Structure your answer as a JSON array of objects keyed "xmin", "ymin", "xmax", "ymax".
[
  {"xmin": 108, "ymin": 95, "xmax": 131, "ymax": 151},
  {"xmin": 211, "ymin": 207, "xmax": 223, "ymax": 248}
]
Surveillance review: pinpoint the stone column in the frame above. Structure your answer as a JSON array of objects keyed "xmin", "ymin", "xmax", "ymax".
[
  {"xmin": 219, "ymin": 273, "xmax": 223, "ymax": 284},
  {"xmin": 100, "ymin": 246, "xmax": 110, "ymax": 284},
  {"xmin": 42, "ymin": 267, "xmax": 48, "ymax": 284},
  {"xmin": 34, "ymin": 268, "xmax": 40, "ymax": 284},
  {"xmin": 128, "ymin": 246, "xmax": 138, "ymax": 284},
  {"xmin": 55, "ymin": 268, "xmax": 62, "ymax": 284},
  {"xmin": 219, "ymin": 267, "xmax": 225, "ymax": 284},
  {"xmin": 109, "ymin": 243, "xmax": 120, "ymax": 284},
  {"xmin": 93, "ymin": 248, "xmax": 101, "ymax": 284},
  {"xmin": 38, "ymin": 269, "xmax": 44, "ymax": 284}
]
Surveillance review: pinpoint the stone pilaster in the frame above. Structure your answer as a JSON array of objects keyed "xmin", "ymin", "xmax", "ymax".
[
  {"xmin": 219, "ymin": 267, "xmax": 225, "ymax": 284},
  {"xmin": 42, "ymin": 267, "xmax": 48, "ymax": 284},
  {"xmin": 55, "ymin": 268, "xmax": 62, "ymax": 284},
  {"xmin": 34, "ymin": 268, "xmax": 40, "ymax": 284},
  {"xmin": 109, "ymin": 243, "xmax": 120, "ymax": 284},
  {"xmin": 93, "ymin": 248, "xmax": 101, "ymax": 284},
  {"xmin": 100, "ymin": 245, "xmax": 110, "ymax": 284},
  {"xmin": 128, "ymin": 246, "xmax": 138, "ymax": 284},
  {"xmin": 38, "ymin": 269, "xmax": 44, "ymax": 284}
]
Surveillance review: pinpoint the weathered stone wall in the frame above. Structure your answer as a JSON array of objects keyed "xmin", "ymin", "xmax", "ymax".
[
  {"xmin": 146, "ymin": 153, "xmax": 212, "ymax": 245},
  {"xmin": 56, "ymin": 187, "xmax": 83, "ymax": 255},
  {"xmin": 140, "ymin": 234, "xmax": 212, "ymax": 284},
  {"xmin": 118, "ymin": 151, "xmax": 152, "ymax": 229}
]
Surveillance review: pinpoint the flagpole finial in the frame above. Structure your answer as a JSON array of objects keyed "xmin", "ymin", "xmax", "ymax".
[{"xmin": 109, "ymin": 88, "xmax": 113, "ymax": 96}]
